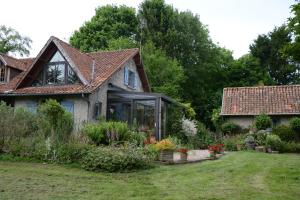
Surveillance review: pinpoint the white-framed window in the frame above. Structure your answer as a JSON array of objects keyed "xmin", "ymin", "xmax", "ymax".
[{"xmin": 0, "ymin": 67, "xmax": 6, "ymax": 83}]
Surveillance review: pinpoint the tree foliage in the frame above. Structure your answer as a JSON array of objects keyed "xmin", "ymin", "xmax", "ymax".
[
  {"xmin": 250, "ymin": 25, "xmax": 299, "ymax": 84},
  {"xmin": 0, "ymin": 25, "xmax": 32, "ymax": 56},
  {"xmin": 70, "ymin": 5, "xmax": 138, "ymax": 52},
  {"xmin": 142, "ymin": 42, "xmax": 184, "ymax": 99},
  {"xmin": 70, "ymin": 0, "xmax": 300, "ymax": 129}
]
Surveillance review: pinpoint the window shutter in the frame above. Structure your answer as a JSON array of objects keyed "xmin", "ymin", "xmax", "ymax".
[
  {"xmin": 94, "ymin": 102, "xmax": 102, "ymax": 120},
  {"xmin": 134, "ymin": 73, "xmax": 138, "ymax": 89},
  {"xmin": 61, "ymin": 101, "xmax": 74, "ymax": 114},
  {"xmin": 26, "ymin": 101, "xmax": 37, "ymax": 113},
  {"xmin": 124, "ymin": 65, "xmax": 129, "ymax": 86}
]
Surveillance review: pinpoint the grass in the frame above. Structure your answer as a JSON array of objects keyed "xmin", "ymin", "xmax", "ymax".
[{"xmin": 0, "ymin": 152, "xmax": 299, "ymax": 200}]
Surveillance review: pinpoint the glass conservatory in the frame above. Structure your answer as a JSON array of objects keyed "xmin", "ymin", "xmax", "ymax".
[{"xmin": 107, "ymin": 90, "xmax": 184, "ymax": 140}]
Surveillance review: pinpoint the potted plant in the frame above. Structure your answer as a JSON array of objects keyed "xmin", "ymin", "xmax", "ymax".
[
  {"xmin": 208, "ymin": 145, "xmax": 218, "ymax": 159},
  {"xmin": 177, "ymin": 148, "xmax": 189, "ymax": 161},
  {"xmin": 244, "ymin": 135, "xmax": 256, "ymax": 150},
  {"xmin": 266, "ymin": 134, "xmax": 282, "ymax": 153},
  {"xmin": 155, "ymin": 139, "xmax": 176, "ymax": 162}
]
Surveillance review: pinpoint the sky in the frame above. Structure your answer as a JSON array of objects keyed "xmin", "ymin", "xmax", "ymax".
[{"xmin": 0, "ymin": 0, "xmax": 295, "ymax": 58}]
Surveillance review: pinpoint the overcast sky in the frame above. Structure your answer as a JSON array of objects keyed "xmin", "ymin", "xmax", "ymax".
[{"xmin": 0, "ymin": 0, "xmax": 295, "ymax": 58}]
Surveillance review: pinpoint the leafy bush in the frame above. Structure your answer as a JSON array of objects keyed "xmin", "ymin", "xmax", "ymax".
[
  {"xmin": 254, "ymin": 114, "xmax": 272, "ymax": 130},
  {"xmin": 82, "ymin": 121, "xmax": 145, "ymax": 145},
  {"xmin": 244, "ymin": 134, "xmax": 255, "ymax": 149},
  {"xmin": 255, "ymin": 130, "xmax": 268, "ymax": 146},
  {"xmin": 127, "ymin": 131, "xmax": 146, "ymax": 146},
  {"xmin": 279, "ymin": 142, "xmax": 300, "ymax": 153},
  {"xmin": 38, "ymin": 99, "xmax": 73, "ymax": 141},
  {"xmin": 289, "ymin": 117, "xmax": 300, "ymax": 139},
  {"xmin": 82, "ymin": 146, "xmax": 154, "ymax": 172},
  {"xmin": 272, "ymin": 125, "xmax": 295, "ymax": 142},
  {"xmin": 221, "ymin": 121, "xmax": 241, "ymax": 135},
  {"xmin": 155, "ymin": 139, "xmax": 176, "ymax": 151},
  {"xmin": 0, "ymin": 102, "xmax": 39, "ymax": 151},
  {"xmin": 223, "ymin": 135, "xmax": 244, "ymax": 151},
  {"xmin": 81, "ymin": 123, "xmax": 105, "ymax": 145},
  {"xmin": 191, "ymin": 122, "xmax": 214, "ymax": 149},
  {"xmin": 266, "ymin": 134, "xmax": 282, "ymax": 151},
  {"xmin": 211, "ymin": 107, "xmax": 223, "ymax": 131},
  {"xmin": 53, "ymin": 142, "xmax": 92, "ymax": 164}
]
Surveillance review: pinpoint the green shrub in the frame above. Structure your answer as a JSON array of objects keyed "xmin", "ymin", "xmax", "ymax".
[
  {"xmin": 272, "ymin": 125, "xmax": 295, "ymax": 142},
  {"xmin": 127, "ymin": 131, "xmax": 146, "ymax": 146},
  {"xmin": 254, "ymin": 114, "xmax": 272, "ymax": 130},
  {"xmin": 255, "ymin": 130, "xmax": 268, "ymax": 146},
  {"xmin": 289, "ymin": 117, "xmax": 300, "ymax": 139},
  {"xmin": 82, "ymin": 121, "xmax": 135, "ymax": 145},
  {"xmin": 191, "ymin": 122, "xmax": 214, "ymax": 149},
  {"xmin": 279, "ymin": 142, "xmax": 300, "ymax": 153},
  {"xmin": 223, "ymin": 135, "xmax": 244, "ymax": 151},
  {"xmin": 221, "ymin": 121, "xmax": 241, "ymax": 135},
  {"xmin": 54, "ymin": 142, "xmax": 92, "ymax": 164},
  {"xmin": 81, "ymin": 123, "xmax": 106, "ymax": 145},
  {"xmin": 266, "ymin": 134, "xmax": 282, "ymax": 151},
  {"xmin": 38, "ymin": 99, "xmax": 73, "ymax": 141},
  {"xmin": 82, "ymin": 146, "xmax": 154, "ymax": 172},
  {"xmin": 6, "ymin": 136, "xmax": 47, "ymax": 160}
]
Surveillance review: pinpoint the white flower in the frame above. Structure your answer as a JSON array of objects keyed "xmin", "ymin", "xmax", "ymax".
[{"xmin": 181, "ymin": 118, "xmax": 197, "ymax": 137}]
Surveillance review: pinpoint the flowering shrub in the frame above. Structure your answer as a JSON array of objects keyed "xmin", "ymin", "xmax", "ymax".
[
  {"xmin": 155, "ymin": 139, "xmax": 176, "ymax": 151},
  {"xmin": 181, "ymin": 118, "xmax": 197, "ymax": 137},
  {"xmin": 208, "ymin": 144, "xmax": 224, "ymax": 154}
]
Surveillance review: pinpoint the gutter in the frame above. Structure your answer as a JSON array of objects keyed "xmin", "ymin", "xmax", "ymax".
[{"xmin": 0, "ymin": 92, "xmax": 91, "ymax": 97}]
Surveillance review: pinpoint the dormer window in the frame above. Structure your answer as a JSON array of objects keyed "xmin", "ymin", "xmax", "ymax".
[
  {"xmin": 0, "ymin": 67, "xmax": 6, "ymax": 83},
  {"xmin": 32, "ymin": 51, "xmax": 79, "ymax": 86}
]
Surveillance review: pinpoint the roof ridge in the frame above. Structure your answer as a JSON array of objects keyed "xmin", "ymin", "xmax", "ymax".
[
  {"xmin": 224, "ymin": 85, "xmax": 300, "ymax": 90},
  {"xmin": 87, "ymin": 48, "xmax": 139, "ymax": 54},
  {"xmin": 51, "ymin": 36, "xmax": 92, "ymax": 59}
]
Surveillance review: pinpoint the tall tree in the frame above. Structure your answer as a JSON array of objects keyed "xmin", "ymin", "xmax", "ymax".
[
  {"xmin": 0, "ymin": 25, "xmax": 32, "ymax": 56},
  {"xmin": 250, "ymin": 25, "xmax": 299, "ymax": 84},
  {"xmin": 142, "ymin": 42, "xmax": 184, "ymax": 100},
  {"xmin": 70, "ymin": 5, "xmax": 138, "ymax": 52},
  {"xmin": 287, "ymin": 1, "xmax": 300, "ymax": 62},
  {"xmin": 226, "ymin": 54, "xmax": 273, "ymax": 87},
  {"xmin": 138, "ymin": 0, "xmax": 234, "ymax": 125}
]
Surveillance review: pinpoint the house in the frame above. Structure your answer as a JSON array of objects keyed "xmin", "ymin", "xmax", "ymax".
[
  {"xmin": 221, "ymin": 85, "xmax": 300, "ymax": 128},
  {"xmin": 0, "ymin": 36, "xmax": 177, "ymax": 140}
]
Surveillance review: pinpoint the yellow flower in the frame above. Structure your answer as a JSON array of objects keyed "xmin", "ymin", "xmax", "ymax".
[{"xmin": 155, "ymin": 139, "xmax": 176, "ymax": 151}]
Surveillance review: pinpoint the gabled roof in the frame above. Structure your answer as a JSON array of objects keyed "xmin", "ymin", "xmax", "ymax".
[
  {"xmin": 221, "ymin": 85, "xmax": 300, "ymax": 116},
  {"xmin": 0, "ymin": 36, "xmax": 150, "ymax": 95},
  {"xmin": 0, "ymin": 53, "xmax": 33, "ymax": 71}
]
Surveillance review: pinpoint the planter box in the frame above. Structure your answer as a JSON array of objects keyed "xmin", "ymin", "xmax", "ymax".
[
  {"xmin": 159, "ymin": 150, "xmax": 174, "ymax": 162},
  {"xmin": 255, "ymin": 146, "xmax": 266, "ymax": 152}
]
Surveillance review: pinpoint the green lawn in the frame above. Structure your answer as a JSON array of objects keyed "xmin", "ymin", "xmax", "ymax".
[{"xmin": 0, "ymin": 152, "xmax": 299, "ymax": 200}]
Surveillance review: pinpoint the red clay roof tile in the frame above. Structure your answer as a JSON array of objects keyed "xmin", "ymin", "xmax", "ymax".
[{"xmin": 221, "ymin": 85, "xmax": 300, "ymax": 115}]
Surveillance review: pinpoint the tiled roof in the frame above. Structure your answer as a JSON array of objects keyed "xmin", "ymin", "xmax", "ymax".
[
  {"xmin": 221, "ymin": 85, "xmax": 300, "ymax": 116},
  {"xmin": 0, "ymin": 36, "xmax": 150, "ymax": 95},
  {"xmin": 14, "ymin": 84, "xmax": 88, "ymax": 95},
  {"xmin": 56, "ymin": 38, "xmax": 93, "ymax": 83},
  {"xmin": 0, "ymin": 53, "xmax": 33, "ymax": 71}
]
